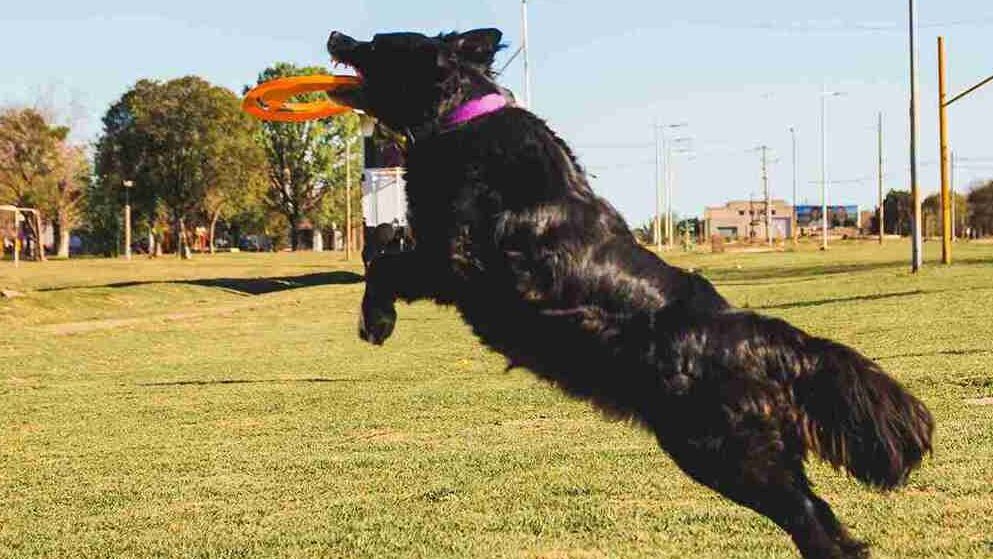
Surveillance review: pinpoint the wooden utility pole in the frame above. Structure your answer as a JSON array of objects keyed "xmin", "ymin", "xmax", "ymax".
[
  {"xmin": 761, "ymin": 145, "xmax": 772, "ymax": 246},
  {"xmin": 938, "ymin": 36, "xmax": 952, "ymax": 264},
  {"xmin": 654, "ymin": 123, "xmax": 662, "ymax": 252},
  {"xmin": 790, "ymin": 128, "xmax": 798, "ymax": 245},
  {"xmin": 951, "ymin": 151, "xmax": 956, "ymax": 241},
  {"xmin": 877, "ymin": 113, "xmax": 885, "ymax": 244},
  {"xmin": 345, "ymin": 139, "xmax": 352, "ymax": 261},
  {"xmin": 935, "ymin": 39, "xmax": 993, "ymax": 250}
]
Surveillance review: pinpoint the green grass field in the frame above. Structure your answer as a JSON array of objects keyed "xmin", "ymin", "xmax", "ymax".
[{"xmin": 2, "ymin": 241, "xmax": 992, "ymax": 558}]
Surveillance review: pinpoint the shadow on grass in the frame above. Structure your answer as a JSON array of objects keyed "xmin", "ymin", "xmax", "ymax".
[
  {"xmin": 40, "ymin": 271, "xmax": 364, "ymax": 296},
  {"xmin": 708, "ymin": 256, "xmax": 991, "ymax": 285},
  {"xmin": 710, "ymin": 261, "xmax": 906, "ymax": 284},
  {"xmin": 138, "ymin": 377, "xmax": 369, "ymax": 387},
  {"xmin": 874, "ymin": 348, "xmax": 993, "ymax": 361},
  {"xmin": 752, "ymin": 290, "xmax": 925, "ymax": 311}
]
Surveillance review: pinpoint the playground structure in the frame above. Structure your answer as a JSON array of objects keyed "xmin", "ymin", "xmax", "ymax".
[{"xmin": 0, "ymin": 205, "xmax": 45, "ymax": 266}]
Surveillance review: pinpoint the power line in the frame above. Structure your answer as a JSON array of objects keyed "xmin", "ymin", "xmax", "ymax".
[{"xmin": 686, "ymin": 16, "xmax": 993, "ymax": 34}]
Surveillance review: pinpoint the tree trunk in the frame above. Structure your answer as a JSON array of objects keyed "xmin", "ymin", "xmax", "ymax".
[
  {"xmin": 209, "ymin": 209, "xmax": 220, "ymax": 255},
  {"xmin": 176, "ymin": 214, "xmax": 191, "ymax": 260},
  {"xmin": 312, "ymin": 228, "xmax": 323, "ymax": 252},
  {"xmin": 54, "ymin": 210, "xmax": 70, "ymax": 259},
  {"xmin": 289, "ymin": 215, "xmax": 301, "ymax": 251},
  {"xmin": 26, "ymin": 212, "xmax": 47, "ymax": 261},
  {"xmin": 57, "ymin": 228, "xmax": 70, "ymax": 259},
  {"xmin": 230, "ymin": 224, "xmax": 241, "ymax": 252}
]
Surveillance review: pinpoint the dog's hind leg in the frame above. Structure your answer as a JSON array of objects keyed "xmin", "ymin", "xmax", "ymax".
[
  {"xmin": 653, "ymin": 407, "xmax": 865, "ymax": 559},
  {"xmin": 794, "ymin": 470, "xmax": 870, "ymax": 557}
]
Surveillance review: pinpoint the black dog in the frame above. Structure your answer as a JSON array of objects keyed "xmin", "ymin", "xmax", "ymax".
[{"xmin": 328, "ymin": 29, "xmax": 933, "ymax": 558}]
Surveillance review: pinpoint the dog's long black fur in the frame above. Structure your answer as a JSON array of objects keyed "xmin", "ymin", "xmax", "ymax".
[{"xmin": 328, "ymin": 29, "xmax": 934, "ymax": 559}]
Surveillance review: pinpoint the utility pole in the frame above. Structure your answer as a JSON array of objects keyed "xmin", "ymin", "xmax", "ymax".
[
  {"xmin": 936, "ymin": 38, "xmax": 993, "ymax": 261},
  {"xmin": 761, "ymin": 145, "xmax": 772, "ymax": 246},
  {"xmin": 820, "ymin": 89, "xmax": 829, "ymax": 251},
  {"xmin": 521, "ymin": 0, "xmax": 532, "ymax": 109},
  {"xmin": 666, "ymin": 142, "xmax": 674, "ymax": 248},
  {"xmin": 345, "ymin": 139, "xmax": 352, "ymax": 261},
  {"xmin": 654, "ymin": 123, "xmax": 662, "ymax": 252},
  {"xmin": 951, "ymin": 151, "xmax": 956, "ymax": 241},
  {"xmin": 877, "ymin": 113, "xmax": 885, "ymax": 244},
  {"xmin": 789, "ymin": 127, "xmax": 798, "ymax": 245},
  {"xmin": 938, "ymin": 36, "xmax": 952, "ymax": 264},
  {"xmin": 909, "ymin": 0, "xmax": 923, "ymax": 272}
]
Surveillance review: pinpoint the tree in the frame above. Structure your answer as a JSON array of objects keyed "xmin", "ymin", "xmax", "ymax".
[
  {"xmin": 923, "ymin": 191, "xmax": 968, "ymax": 240},
  {"xmin": 252, "ymin": 63, "xmax": 361, "ymax": 250},
  {"xmin": 0, "ymin": 107, "xmax": 82, "ymax": 260},
  {"xmin": 94, "ymin": 77, "xmax": 264, "ymax": 258},
  {"xmin": 967, "ymin": 181, "xmax": 993, "ymax": 237},
  {"xmin": 201, "ymin": 115, "xmax": 267, "ymax": 253},
  {"xmin": 882, "ymin": 189, "xmax": 913, "ymax": 237},
  {"xmin": 41, "ymin": 142, "xmax": 90, "ymax": 257}
]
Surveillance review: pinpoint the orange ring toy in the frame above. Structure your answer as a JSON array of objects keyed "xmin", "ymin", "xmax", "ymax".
[{"xmin": 242, "ymin": 75, "xmax": 362, "ymax": 122}]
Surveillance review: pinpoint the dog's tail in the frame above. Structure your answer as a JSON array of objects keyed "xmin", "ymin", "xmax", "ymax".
[{"xmin": 792, "ymin": 335, "xmax": 934, "ymax": 490}]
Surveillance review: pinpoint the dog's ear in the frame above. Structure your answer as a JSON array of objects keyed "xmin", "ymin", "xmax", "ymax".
[{"xmin": 449, "ymin": 28, "xmax": 504, "ymax": 66}]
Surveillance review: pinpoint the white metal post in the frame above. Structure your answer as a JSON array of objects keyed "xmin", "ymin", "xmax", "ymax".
[
  {"xmin": 521, "ymin": 0, "xmax": 532, "ymax": 109},
  {"xmin": 909, "ymin": 0, "xmax": 923, "ymax": 271}
]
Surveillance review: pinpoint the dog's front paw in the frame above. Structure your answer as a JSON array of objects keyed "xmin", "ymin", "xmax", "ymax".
[{"xmin": 358, "ymin": 301, "xmax": 396, "ymax": 345}]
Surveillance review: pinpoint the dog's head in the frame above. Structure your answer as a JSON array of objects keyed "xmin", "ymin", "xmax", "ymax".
[{"xmin": 327, "ymin": 29, "xmax": 504, "ymax": 131}]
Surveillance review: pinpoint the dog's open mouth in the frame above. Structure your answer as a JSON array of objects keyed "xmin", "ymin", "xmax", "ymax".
[
  {"xmin": 330, "ymin": 57, "xmax": 363, "ymax": 80},
  {"xmin": 326, "ymin": 56, "xmax": 366, "ymax": 110}
]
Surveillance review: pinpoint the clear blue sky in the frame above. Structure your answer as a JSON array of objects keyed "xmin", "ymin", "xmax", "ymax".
[{"xmin": 3, "ymin": 1, "xmax": 991, "ymax": 226}]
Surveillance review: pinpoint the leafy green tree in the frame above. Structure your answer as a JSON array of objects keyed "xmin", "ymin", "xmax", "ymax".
[
  {"xmin": 94, "ymin": 77, "xmax": 264, "ymax": 258},
  {"xmin": 0, "ymin": 107, "xmax": 87, "ymax": 259},
  {"xmin": 923, "ymin": 191, "xmax": 968, "ymax": 239},
  {"xmin": 251, "ymin": 63, "xmax": 361, "ymax": 250},
  {"xmin": 882, "ymin": 189, "xmax": 912, "ymax": 236},
  {"xmin": 967, "ymin": 181, "xmax": 993, "ymax": 237}
]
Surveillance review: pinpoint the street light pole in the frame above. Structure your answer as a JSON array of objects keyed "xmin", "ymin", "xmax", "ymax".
[
  {"xmin": 819, "ymin": 90, "xmax": 845, "ymax": 251},
  {"xmin": 123, "ymin": 180, "xmax": 134, "ymax": 260}
]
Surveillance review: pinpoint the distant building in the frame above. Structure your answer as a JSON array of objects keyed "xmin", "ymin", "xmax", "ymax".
[{"xmin": 703, "ymin": 199, "xmax": 794, "ymax": 241}]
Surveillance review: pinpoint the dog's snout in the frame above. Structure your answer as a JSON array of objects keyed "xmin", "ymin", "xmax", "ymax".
[{"xmin": 327, "ymin": 31, "xmax": 358, "ymax": 55}]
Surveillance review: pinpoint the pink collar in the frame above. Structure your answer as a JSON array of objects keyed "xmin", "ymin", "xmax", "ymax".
[{"xmin": 445, "ymin": 93, "xmax": 509, "ymax": 127}]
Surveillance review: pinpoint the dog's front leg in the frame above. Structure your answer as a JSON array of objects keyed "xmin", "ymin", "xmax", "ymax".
[{"xmin": 359, "ymin": 251, "xmax": 436, "ymax": 345}]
